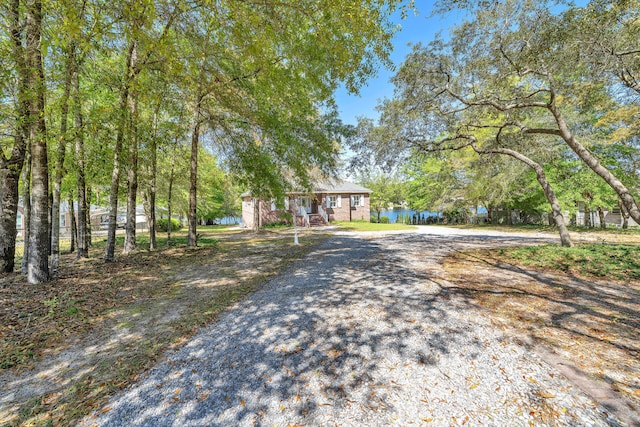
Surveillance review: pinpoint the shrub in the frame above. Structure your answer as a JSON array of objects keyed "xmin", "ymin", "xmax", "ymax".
[
  {"xmin": 156, "ymin": 218, "xmax": 182, "ymax": 232},
  {"xmin": 379, "ymin": 216, "xmax": 390, "ymax": 224},
  {"xmin": 262, "ymin": 221, "xmax": 289, "ymax": 228},
  {"xmin": 278, "ymin": 211, "xmax": 293, "ymax": 224}
]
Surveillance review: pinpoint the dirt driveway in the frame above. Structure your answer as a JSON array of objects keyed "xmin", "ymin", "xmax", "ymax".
[{"xmin": 78, "ymin": 227, "xmax": 636, "ymax": 426}]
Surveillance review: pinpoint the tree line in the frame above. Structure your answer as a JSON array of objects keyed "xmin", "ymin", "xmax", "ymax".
[
  {"xmin": 1, "ymin": 0, "xmax": 411, "ymax": 283},
  {"xmin": 351, "ymin": 0, "xmax": 640, "ymax": 247}
]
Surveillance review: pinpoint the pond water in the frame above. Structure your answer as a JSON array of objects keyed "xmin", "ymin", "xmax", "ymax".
[{"xmin": 374, "ymin": 209, "xmax": 441, "ymax": 223}]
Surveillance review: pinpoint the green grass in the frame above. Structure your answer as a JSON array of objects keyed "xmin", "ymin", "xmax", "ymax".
[
  {"xmin": 496, "ymin": 244, "xmax": 640, "ymax": 281},
  {"xmin": 334, "ymin": 221, "xmax": 417, "ymax": 232},
  {"xmin": 441, "ymin": 222, "xmax": 640, "ymax": 235}
]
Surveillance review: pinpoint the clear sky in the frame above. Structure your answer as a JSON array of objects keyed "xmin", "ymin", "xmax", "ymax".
[{"xmin": 334, "ymin": 2, "xmax": 467, "ymax": 126}]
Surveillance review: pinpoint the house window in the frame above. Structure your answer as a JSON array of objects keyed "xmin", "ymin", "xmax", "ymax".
[
  {"xmin": 327, "ymin": 195, "xmax": 342, "ymax": 208},
  {"xmin": 16, "ymin": 212, "xmax": 22, "ymax": 228},
  {"xmin": 351, "ymin": 195, "xmax": 361, "ymax": 207}
]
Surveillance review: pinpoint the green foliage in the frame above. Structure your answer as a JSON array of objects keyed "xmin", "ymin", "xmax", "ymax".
[
  {"xmin": 43, "ymin": 297, "xmax": 59, "ymax": 316},
  {"xmin": 497, "ymin": 244, "xmax": 640, "ymax": 281},
  {"xmin": 350, "ymin": 0, "xmax": 640, "ymax": 228},
  {"xmin": 156, "ymin": 218, "xmax": 182, "ymax": 232},
  {"xmin": 262, "ymin": 221, "xmax": 290, "ymax": 229},
  {"xmin": 379, "ymin": 216, "xmax": 390, "ymax": 224},
  {"xmin": 357, "ymin": 172, "xmax": 406, "ymax": 217},
  {"xmin": 278, "ymin": 211, "xmax": 293, "ymax": 224}
]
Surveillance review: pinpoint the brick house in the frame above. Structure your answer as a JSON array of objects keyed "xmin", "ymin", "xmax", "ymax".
[{"xmin": 241, "ymin": 181, "xmax": 372, "ymax": 228}]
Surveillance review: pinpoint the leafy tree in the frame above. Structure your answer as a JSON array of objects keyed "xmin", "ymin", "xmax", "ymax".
[{"xmin": 358, "ymin": 172, "xmax": 405, "ymax": 222}]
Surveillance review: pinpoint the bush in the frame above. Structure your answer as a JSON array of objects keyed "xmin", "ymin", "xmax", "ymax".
[
  {"xmin": 379, "ymin": 216, "xmax": 390, "ymax": 224},
  {"xmin": 278, "ymin": 211, "xmax": 293, "ymax": 224},
  {"xmin": 156, "ymin": 218, "xmax": 182, "ymax": 232},
  {"xmin": 262, "ymin": 221, "xmax": 289, "ymax": 228}
]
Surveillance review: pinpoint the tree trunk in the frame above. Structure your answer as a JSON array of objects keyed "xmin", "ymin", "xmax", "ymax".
[
  {"xmin": 21, "ymin": 149, "xmax": 31, "ymax": 274},
  {"xmin": 167, "ymin": 142, "xmax": 176, "ymax": 244},
  {"xmin": 1, "ymin": 0, "xmax": 29, "ymax": 274},
  {"xmin": 473, "ymin": 145, "xmax": 572, "ymax": 247},
  {"xmin": 26, "ymin": 0, "xmax": 50, "ymax": 283},
  {"xmin": 73, "ymin": 63, "xmax": 88, "ymax": 258},
  {"xmin": 105, "ymin": 41, "xmax": 135, "ymax": 262},
  {"xmin": 584, "ymin": 202, "xmax": 591, "ymax": 228},
  {"xmin": 68, "ymin": 194, "xmax": 76, "ymax": 253},
  {"xmin": 620, "ymin": 201, "xmax": 630, "ymax": 229},
  {"xmin": 0, "ymin": 166, "xmax": 22, "ymax": 274},
  {"xmin": 550, "ymin": 105, "xmax": 640, "ymax": 225},
  {"xmin": 85, "ymin": 185, "xmax": 92, "ymax": 247},
  {"xmin": 252, "ymin": 198, "xmax": 259, "ymax": 232},
  {"xmin": 124, "ymin": 85, "xmax": 138, "ymax": 254},
  {"xmin": 597, "ymin": 206, "xmax": 606, "ymax": 229},
  {"xmin": 148, "ymin": 109, "xmax": 159, "ymax": 251},
  {"xmin": 51, "ymin": 49, "xmax": 73, "ymax": 273},
  {"xmin": 188, "ymin": 103, "xmax": 201, "ymax": 247}
]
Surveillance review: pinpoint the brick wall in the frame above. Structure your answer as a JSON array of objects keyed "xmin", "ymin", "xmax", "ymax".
[
  {"xmin": 243, "ymin": 193, "xmax": 371, "ymax": 227},
  {"xmin": 323, "ymin": 193, "xmax": 370, "ymax": 222}
]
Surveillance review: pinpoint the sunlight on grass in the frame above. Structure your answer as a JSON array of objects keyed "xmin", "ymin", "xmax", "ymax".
[
  {"xmin": 496, "ymin": 244, "xmax": 640, "ymax": 281},
  {"xmin": 334, "ymin": 221, "xmax": 417, "ymax": 232}
]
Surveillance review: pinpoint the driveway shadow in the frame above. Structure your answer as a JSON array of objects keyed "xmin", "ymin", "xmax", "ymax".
[{"xmin": 87, "ymin": 232, "xmax": 620, "ymax": 426}]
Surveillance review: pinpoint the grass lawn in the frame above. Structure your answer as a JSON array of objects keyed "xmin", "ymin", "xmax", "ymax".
[
  {"xmin": 334, "ymin": 221, "xmax": 417, "ymax": 232},
  {"xmin": 1, "ymin": 226, "xmax": 330, "ymax": 426},
  {"xmin": 493, "ymin": 243, "xmax": 640, "ymax": 281},
  {"xmin": 438, "ymin": 222, "xmax": 640, "ymax": 235}
]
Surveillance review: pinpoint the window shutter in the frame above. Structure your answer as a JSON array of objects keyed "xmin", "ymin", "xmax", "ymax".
[
  {"xmin": 350, "ymin": 195, "xmax": 354, "ymax": 207},
  {"xmin": 284, "ymin": 197, "xmax": 289, "ymax": 210},
  {"xmin": 361, "ymin": 194, "xmax": 365, "ymax": 207},
  {"xmin": 337, "ymin": 195, "xmax": 342, "ymax": 208},
  {"xmin": 326, "ymin": 196, "xmax": 331, "ymax": 208},
  {"xmin": 270, "ymin": 198, "xmax": 276, "ymax": 211}
]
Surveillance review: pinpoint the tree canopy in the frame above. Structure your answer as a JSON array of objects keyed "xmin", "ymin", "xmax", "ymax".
[{"xmin": 349, "ymin": 0, "xmax": 640, "ymax": 245}]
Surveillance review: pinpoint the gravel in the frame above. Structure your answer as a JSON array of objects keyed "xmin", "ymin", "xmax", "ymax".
[{"xmin": 80, "ymin": 228, "xmax": 622, "ymax": 426}]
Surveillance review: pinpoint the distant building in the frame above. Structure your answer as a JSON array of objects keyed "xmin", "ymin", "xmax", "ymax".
[{"xmin": 241, "ymin": 180, "xmax": 372, "ymax": 228}]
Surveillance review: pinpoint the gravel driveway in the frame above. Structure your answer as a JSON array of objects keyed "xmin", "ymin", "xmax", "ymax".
[{"xmin": 80, "ymin": 227, "xmax": 620, "ymax": 426}]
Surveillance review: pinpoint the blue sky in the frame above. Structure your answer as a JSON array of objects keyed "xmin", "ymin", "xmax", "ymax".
[
  {"xmin": 334, "ymin": 2, "xmax": 466, "ymax": 126},
  {"xmin": 335, "ymin": 1, "xmax": 588, "ymax": 126}
]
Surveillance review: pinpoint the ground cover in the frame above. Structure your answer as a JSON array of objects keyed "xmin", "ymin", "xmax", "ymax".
[
  {"xmin": 0, "ymin": 226, "xmax": 330, "ymax": 426},
  {"xmin": 334, "ymin": 220, "xmax": 417, "ymax": 232},
  {"xmin": 438, "ymin": 223, "xmax": 640, "ymax": 243},
  {"xmin": 442, "ymin": 241, "xmax": 640, "ymax": 415}
]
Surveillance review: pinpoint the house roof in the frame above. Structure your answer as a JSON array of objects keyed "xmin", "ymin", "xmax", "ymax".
[
  {"xmin": 313, "ymin": 180, "xmax": 372, "ymax": 194},
  {"xmin": 240, "ymin": 180, "xmax": 372, "ymax": 197}
]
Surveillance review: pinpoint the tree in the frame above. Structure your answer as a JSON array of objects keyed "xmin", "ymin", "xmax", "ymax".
[
  {"xmin": 0, "ymin": 0, "xmax": 29, "ymax": 273},
  {"xmin": 358, "ymin": 172, "xmax": 405, "ymax": 222},
  {"xmin": 420, "ymin": 0, "xmax": 640, "ymax": 223},
  {"xmin": 173, "ymin": 0, "xmax": 409, "ymax": 246},
  {"xmin": 26, "ymin": 0, "xmax": 50, "ymax": 283}
]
